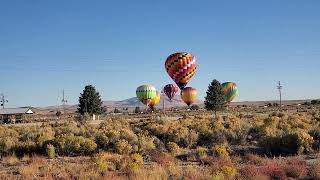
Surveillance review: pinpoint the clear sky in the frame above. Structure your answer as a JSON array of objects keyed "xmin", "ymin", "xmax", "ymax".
[{"xmin": 1, "ymin": 0, "xmax": 320, "ymax": 107}]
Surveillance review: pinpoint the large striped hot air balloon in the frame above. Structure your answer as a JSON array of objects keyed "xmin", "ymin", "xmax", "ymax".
[
  {"xmin": 136, "ymin": 85, "xmax": 157, "ymax": 107},
  {"xmin": 163, "ymin": 84, "xmax": 178, "ymax": 101},
  {"xmin": 148, "ymin": 91, "xmax": 161, "ymax": 110},
  {"xmin": 222, "ymin": 82, "xmax": 238, "ymax": 102},
  {"xmin": 181, "ymin": 87, "xmax": 197, "ymax": 106},
  {"xmin": 165, "ymin": 52, "xmax": 198, "ymax": 90}
]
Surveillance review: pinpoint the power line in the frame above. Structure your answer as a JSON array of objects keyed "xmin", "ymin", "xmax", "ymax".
[{"xmin": 0, "ymin": 93, "xmax": 8, "ymax": 109}]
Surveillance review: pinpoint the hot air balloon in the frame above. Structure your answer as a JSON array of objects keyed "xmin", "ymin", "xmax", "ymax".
[
  {"xmin": 163, "ymin": 84, "xmax": 178, "ymax": 101},
  {"xmin": 181, "ymin": 87, "xmax": 197, "ymax": 106},
  {"xmin": 222, "ymin": 82, "xmax": 238, "ymax": 102},
  {"xmin": 148, "ymin": 91, "xmax": 161, "ymax": 110},
  {"xmin": 136, "ymin": 85, "xmax": 157, "ymax": 107},
  {"xmin": 165, "ymin": 52, "xmax": 198, "ymax": 90}
]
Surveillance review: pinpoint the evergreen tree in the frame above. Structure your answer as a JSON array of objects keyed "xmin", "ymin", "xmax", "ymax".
[
  {"xmin": 204, "ymin": 79, "xmax": 226, "ymax": 115},
  {"xmin": 134, "ymin": 106, "xmax": 141, "ymax": 114},
  {"xmin": 78, "ymin": 85, "xmax": 104, "ymax": 115}
]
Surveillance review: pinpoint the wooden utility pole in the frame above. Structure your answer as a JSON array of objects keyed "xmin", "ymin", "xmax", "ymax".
[
  {"xmin": 161, "ymin": 89, "xmax": 166, "ymax": 115},
  {"xmin": 277, "ymin": 81, "xmax": 283, "ymax": 110}
]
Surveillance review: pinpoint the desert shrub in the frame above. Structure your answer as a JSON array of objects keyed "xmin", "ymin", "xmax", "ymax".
[
  {"xmin": 2, "ymin": 154, "xmax": 19, "ymax": 166},
  {"xmin": 260, "ymin": 130, "xmax": 314, "ymax": 156},
  {"xmin": 46, "ymin": 144, "xmax": 55, "ymax": 159},
  {"xmin": 260, "ymin": 161, "xmax": 287, "ymax": 180},
  {"xmin": 166, "ymin": 126, "xmax": 190, "ymax": 147},
  {"xmin": 127, "ymin": 153, "xmax": 144, "ymax": 170},
  {"xmin": 166, "ymin": 142, "xmax": 181, "ymax": 156},
  {"xmin": 94, "ymin": 133, "xmax": 110, "ymax": 150},
  {"xmin": 105, "ymin": 130, "xmax": 121, "ymax": 144},
  {"xmin": 53, "ymin": 121, "xmax": 82, "ymax": 137},
  {"xmin": 206, "ymin": 157, "xmax": 237, "ymax": 180},
  {"xmin": 219, "ymin": 165, "xmax": 237, "ymax": 179},
  {"xmin": 196, "ymin": 147, "xmax": 207, "ymax": 159},
  {"xmin": 197, "ymin": 130, "xmax": 227, "ymax": 147},
  {"xmin": 115, "ymin": 139, "xmax": 132, "ymax": 155},
  {"xmin": 120, "ymin": 129, "xmax": 138, "ymax": 145},
  {"xmin": 54, "ymin": 135, "xmax": 97, "ymax": 156},
  {"xmin": 309, "ymin": 161, "xmax": 320, "ymax": 179},
  {"xmin": 238, "ymin": 165, "xmax": 268, "ymax": 180},
  {"xmin": 21, "ymin": 154, "xmax": 31, "ymax": 163},
  {"xmin": 0, "ymin": 127, "xmax": 19, "ymax": 155},
  {"xmin": 92, "ymin": 152, "xmax": 108, "ymax": 174},
  {"xmin": 212, "ymin": 144, "xmax": 230, "ymax": 157},
  {"xmin": 135, "ymin": 133, "xmax": 155, "ymax": 153},
  {"xmin": 182, "ymin": 166, "xmax": 211, "ymax": 180},
  {"xmin": 149, "ymin": 150, "xmax": 177, "ymax": 166},
  {"xmin": 282, "ymin": 158, "xmax": 307, "ymax": 178},
  {"xmin": 243, "ymin": 154, "xmax": 265, "ymax": 165}
]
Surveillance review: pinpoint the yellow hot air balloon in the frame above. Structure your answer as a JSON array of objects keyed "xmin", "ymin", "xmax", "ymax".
[
  {"xmin": 181, "ymin": 87, "xmax": 197, "ymax": 106},
  {"xmin": 148, "ymin": 91, "xmax": 161, "ymax": 109}
]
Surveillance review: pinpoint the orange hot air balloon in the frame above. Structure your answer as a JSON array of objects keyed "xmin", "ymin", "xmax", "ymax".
[
  {"xmin": 165, "ymin": 52, "xmax": 198, "ymax": 90},
  {"xmin": 181, "ymin": 87, "xmax": 197, "ymax": 106},
  {"xmin": 148, "ymin": 91, "xmax": 161, "ymax": 110}
]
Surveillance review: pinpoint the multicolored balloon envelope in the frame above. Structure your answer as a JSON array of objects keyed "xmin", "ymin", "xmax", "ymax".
[
  {"xmin": 165, "ymin": 52, "xmax": 198, "ymax": 90},
  {"xmin": 222, "ymin": 82, "xmax": 238, "ymax": 102},
  {"xmin": 136, "ymin": 85, "xmax": 157, "ymax": 107},
  {"xmin": 163, "ymin": 84, "xmax": 178, "ymax": 101},
  {"xmin": 181, "ymin": 87, "xmax": 197, "ymax": 106},
  {"xmin": 148, "ymin": 91, "xmax": 161, "ymax": 109}
]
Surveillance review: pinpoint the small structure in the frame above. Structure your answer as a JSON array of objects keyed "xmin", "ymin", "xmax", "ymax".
[{"xmin": 0, "ymin": 107, "xmax": 34, "ymax": 124}]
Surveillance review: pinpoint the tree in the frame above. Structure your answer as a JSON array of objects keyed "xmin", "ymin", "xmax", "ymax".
[
  {"xmin": 190, "ymin": 104, "xmax": 200, "ymax": 111},
  {"xmin": 114, "ymin": 108, "xmax": 121, "ymax": 113},
  {"xmin": 56, "ymin": 111, "xmax": 62, "ymax": 117},
  {"xmin": 204, "ymin": 79, "xmax": 226, "ymax": 116},
  {"xmin": 134, "ymin": 107, "xmax": 141, "ymax": 114},
  {"xmin": 78, "ymin": 85, "xmax": 104, "ymax": 116}
]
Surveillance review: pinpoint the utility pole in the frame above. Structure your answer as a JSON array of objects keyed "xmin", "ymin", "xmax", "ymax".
[
  {"xmin": 0, "ymin": 93, "xmax": 8, "ymax": 109},
  {"xmin": 277, "ymin": 81, "xmax": 283, "ymax": 110},
  {"xmin": 161, "ymin": 89, "xmax": 166, "ymax": 116},
  {"xmin": 61, "ymin": 89, "xmax": 68, "ymax": 114}
]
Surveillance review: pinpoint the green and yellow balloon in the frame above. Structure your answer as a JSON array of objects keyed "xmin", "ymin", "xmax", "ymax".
[
  {"xmin": 136, "ymin": 85, "xmax": 157, "ymax": 107},
  {"xmin": 222, "ymin": 82, "xmax": 238, "ymax": 102}
]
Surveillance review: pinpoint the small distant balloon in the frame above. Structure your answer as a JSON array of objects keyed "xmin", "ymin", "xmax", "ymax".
[
  {"xmin": 136, "ymin": 85, "xmax": 157, "ymax": 107},
  {"xmin": 165, "ymin": 52, "xmax": 198, "ymax": 90},
  {"xmin": 163, "ymin": 84, "xmax": 178, "ymax": 101},
  {"xmin": 148, "ymin": 91, "xmax": 161, "ymax": 109},
  {"xmin": 222, "ymin": 82, "xmax": 238, "ymax": 102},
  {"xmin": 181, "ymin": 87, "xmax": 197, "ymax": 106}
]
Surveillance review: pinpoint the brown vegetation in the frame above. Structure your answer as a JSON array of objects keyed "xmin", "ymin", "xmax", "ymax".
[{"xmin": 0, "ymin": 109, "xmax": 320, "ymax": 179}]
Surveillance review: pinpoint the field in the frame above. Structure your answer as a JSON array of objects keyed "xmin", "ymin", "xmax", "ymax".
[{"xmin": 1, "ymin": 104, "xmax": 320, "ymax": 179}]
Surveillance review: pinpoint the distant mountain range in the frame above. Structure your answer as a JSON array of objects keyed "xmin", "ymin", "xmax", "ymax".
[
  {"xmin": 103, "ymin": 96, "xmax": 202, "ymax": 108},
  {"xmin": 38, "ymin": 96, "xmax": 203, "ymax": 111},
  {"xmin": 37, "ymin": 97, "xmax": 308, "ymax": 111}
]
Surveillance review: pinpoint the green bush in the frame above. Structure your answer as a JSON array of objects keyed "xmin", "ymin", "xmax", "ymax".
[
  {"xmin": 115, "ymin": 139, "xmax": 132, "ymax": 155},
  {"xmin": 212, "ymin": 144, "xmax": 230, "ymax": 157},
  {"xmin": 55, "ymin": 135, "xmax": 97, "ymax": 156},
  {"xmin": 260, "ymin": 131, "xmax": 314, "ymax": 156},
  {"xmin": 127, "ymin": 153, "xmax": 144, "ymax": 170},
  {"xmin": 166, "ymin": 142, "xmax": 180, "ymax": 156},
  {"xmin": 46, "ymin": 144, "xmax": 55, "ymax": 159}
]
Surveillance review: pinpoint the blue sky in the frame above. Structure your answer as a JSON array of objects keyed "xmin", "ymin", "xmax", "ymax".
[{"xmin": 1, "ymin": 0, "xmax": 320, "ymax": 107}]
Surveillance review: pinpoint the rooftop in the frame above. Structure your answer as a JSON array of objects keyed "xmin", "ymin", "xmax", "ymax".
[{"xmin": 0, "ymin": 108, "xmax": 34, "ymax": 115}]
